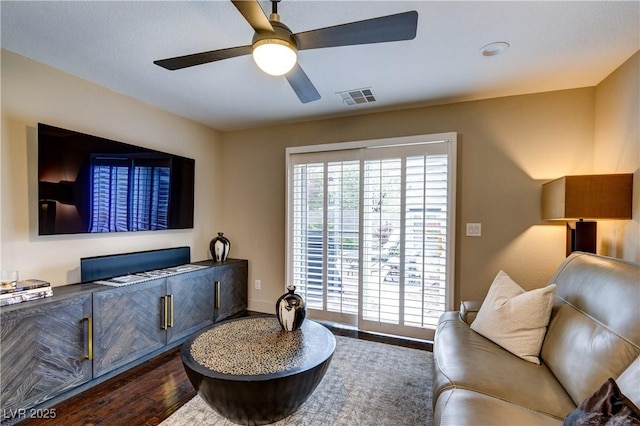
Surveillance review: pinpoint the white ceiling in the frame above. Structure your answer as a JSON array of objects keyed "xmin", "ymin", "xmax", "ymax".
[{"xmin": 1, "ymin": 1, "xmax": 639, "ymax": 131}]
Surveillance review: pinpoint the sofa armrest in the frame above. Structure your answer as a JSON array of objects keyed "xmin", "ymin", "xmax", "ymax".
[{"xmin": 459, "ymin": 301, "xmax": 482, "ymax": 324}]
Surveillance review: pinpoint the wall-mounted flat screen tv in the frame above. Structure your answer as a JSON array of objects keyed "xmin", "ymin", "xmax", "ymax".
[{"xmin": 38, "ymin": 123, "xmax": 195, "ymax": 235}]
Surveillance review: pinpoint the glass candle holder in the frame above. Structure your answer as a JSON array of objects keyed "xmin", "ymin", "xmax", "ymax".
[{"xmin": 1, "ymin": 270, "xmax": 19, "ymax": 288}]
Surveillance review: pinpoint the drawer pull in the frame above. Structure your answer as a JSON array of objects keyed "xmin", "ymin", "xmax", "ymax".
[
  {"xmin": 161, "ymin": 296, "xmax": 168, "ymax": 330},
  {"xmin": 84, "ymin": 317, "xmax": 93, "ymax": 361},
  {"xmin": 215, "ymin": 281, "xmax": 221, "ymax": 309},
  {"xmin": 168, "ymin": 294, "xmax": 174, "ymax": 328}
]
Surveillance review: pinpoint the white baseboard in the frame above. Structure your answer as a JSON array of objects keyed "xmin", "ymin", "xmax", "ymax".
[{"xmin": 247, "ymin": 299, "xmax": 274, "ymax": 314}]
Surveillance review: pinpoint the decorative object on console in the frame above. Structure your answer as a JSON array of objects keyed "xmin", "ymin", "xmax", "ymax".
[
  {"xmin": 541, "ymin": 173, "xmax": 633, "ymax": 256},
  {"xmin": 1, "ymin": 270, "xmax": 19, "ymax": 288},
  {"xmin": 81, "ymin": 246, "xmax": 191, "ymax": 282},
  {"xmin": 209, "ymin": 233, "xmax": 230, "ymax": 262},
  {"xmin": 0, "ymin": 279, "xmax": 52, "ymax": 306},
  {"xmin": 276, "ymin": 285, "xmax": 306, "ymax": 331}
]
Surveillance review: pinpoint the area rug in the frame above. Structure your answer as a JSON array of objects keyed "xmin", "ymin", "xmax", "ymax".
[{"xmin": 161, "ymin": 335, "xmax": 433, "ymax": 425}]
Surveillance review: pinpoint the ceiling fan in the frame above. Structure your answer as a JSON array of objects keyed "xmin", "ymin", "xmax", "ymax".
[{"xmin": 154, "ymin": 0, "xmax": 418, "ymax": 104}]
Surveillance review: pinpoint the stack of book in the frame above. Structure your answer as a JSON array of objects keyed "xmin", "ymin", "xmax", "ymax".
[{"xmin": 0, "ymin": 279, "xmax": 53, "ymax": 306}]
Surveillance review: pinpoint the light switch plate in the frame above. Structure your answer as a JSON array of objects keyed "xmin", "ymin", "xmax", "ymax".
[{"xmin": 466, "ymin": 223, "xmax": 482, "ymax": 237}]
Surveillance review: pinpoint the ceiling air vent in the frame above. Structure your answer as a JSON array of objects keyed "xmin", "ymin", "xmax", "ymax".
[{"xmin": 337, "ymin": 88, "xmax": 376, "ymax": 106}]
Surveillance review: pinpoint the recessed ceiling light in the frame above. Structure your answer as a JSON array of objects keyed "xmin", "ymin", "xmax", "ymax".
[{"xmin": 480, "ymin": 41, "xmax": 510, "ymax": 57}]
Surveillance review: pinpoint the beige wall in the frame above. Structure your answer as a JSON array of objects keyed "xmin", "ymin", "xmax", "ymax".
[
  {"xmin": 1, "ymin": 49, "xmax": 223, "ymax": 286},
  {"xmin": 594, "ymin": 52, "xmax": 640, "ymax": 261},
  {"xmin": 221, "ymin": 88, "xmax": 598, "ymax": 312}
]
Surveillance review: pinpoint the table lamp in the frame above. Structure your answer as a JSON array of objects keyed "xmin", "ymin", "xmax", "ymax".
[{"xmin": 541, "ymin": 174, "xmax": 633, "ymax": 256}]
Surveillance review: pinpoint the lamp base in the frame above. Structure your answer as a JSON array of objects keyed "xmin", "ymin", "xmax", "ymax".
[{"xmin": 566, "ymin": 221, "xmax": 597, "ymax": 257}]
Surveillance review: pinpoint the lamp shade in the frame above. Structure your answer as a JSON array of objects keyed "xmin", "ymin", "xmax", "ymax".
[{"xmin": 541, "ymin": 174, "xmax": 633, "ymax": 220}]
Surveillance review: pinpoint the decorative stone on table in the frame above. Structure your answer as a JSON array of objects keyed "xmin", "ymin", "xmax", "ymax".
[{"xmin": 276, "ymin": 285, "xmax": 306, "ymax": 331}]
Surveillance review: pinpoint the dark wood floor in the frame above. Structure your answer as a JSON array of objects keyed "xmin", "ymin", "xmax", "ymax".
[{"xmin": 19, "ymin": 318, "xmax": 431, "ymax": 426}]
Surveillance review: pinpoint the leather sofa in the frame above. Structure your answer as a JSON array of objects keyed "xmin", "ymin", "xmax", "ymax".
[{"xmin": 433, "ymin": 252, "xmax": 640, "ymax": 425}]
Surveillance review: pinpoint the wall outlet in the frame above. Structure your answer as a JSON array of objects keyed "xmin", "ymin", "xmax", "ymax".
[
  {"xmin": 254, "ymin": 279, "xmax": 261, "ymax": 290},
  {"xmin": 466, "ymin": 223, "xmax": 482, "ymax": 237}
]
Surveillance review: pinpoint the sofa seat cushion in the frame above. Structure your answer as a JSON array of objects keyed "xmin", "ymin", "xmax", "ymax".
[
  {"xmin": 434, "ymin": 314, "xmax": 576, "ymax": 420},
  {"xmin": 435, "ymin": 388, "xmax": 562, "ymax": 426}
]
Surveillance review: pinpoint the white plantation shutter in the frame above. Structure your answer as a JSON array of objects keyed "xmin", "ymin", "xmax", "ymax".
[
  {"xmin": 291, "ymin": 161, "xmax": 324, "ymax": 310},
  {"xmin": 408, "ymin": 154, "xmax": 449, "ymax": 327},
  {"xmin": 287, "ymin": 134, "xmax": 456, "ymax": 340},
  {"xmin": 290, "ymin": 150, "xmax": 360, "ymax": 323},
  {"xmin": 362, "ymin": 157, "xmax": 402, "ymax": 323}
]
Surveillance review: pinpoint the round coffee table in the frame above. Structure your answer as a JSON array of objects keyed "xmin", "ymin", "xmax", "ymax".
[{"xmin": 181, "ymin": 316, "xmax": 336, "ymax": 425}]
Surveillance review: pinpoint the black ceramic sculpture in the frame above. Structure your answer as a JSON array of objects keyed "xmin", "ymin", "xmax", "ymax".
[
  {"xmin": 276, "ymin": 285, "xmax": 306, "ymax": 331},
  {"xmin": 210, "ymin": 232, "xmax": 230, "ymax": 262}
]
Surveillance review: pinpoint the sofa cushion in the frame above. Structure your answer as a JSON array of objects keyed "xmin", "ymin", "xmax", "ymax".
[
  {"xmin": 435, "ymin": 388, "xmax": 562, "ymax": 426},
  {"xmin": 434, "ymin": 313, "xmax": 576, "ymax": 420},
  {"xmin": 541, "ymin": 253, "xmax": 640, "ymax": 406},
  {"xmin": 617, "ymin": 357, "xmax": 640, "ymax": 406},
  {"xmin": 470, "ymin": 270, "xmax": 556, "ymax": 364},
  {"xmin": 562, "ymin": 378, "xmax": 640, "ymax": 425}
]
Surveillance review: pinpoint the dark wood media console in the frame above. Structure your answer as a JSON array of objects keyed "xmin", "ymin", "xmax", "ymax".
[{"xmin": 0, "ymin": 257, "xmax": 248, "ymax": 425}]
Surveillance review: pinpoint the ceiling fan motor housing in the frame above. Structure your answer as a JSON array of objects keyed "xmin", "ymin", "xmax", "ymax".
[{"xmin": 252, "ymin": 17, "xmax": 298, "ymax": 52}]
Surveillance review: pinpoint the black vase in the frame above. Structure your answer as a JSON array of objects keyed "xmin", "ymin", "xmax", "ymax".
[
  {"xmin": 209, "ymin": 232, "xmax": 230, "ymax": 262},
  {"xmin": 276, "ymin": 285, "xmax": 306, "ymax": 331}
]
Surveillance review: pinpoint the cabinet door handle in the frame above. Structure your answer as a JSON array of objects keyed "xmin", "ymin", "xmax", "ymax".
[
  {"xmin": 161, "ymin": 296, "xmax": 168, "ymax": 330},
  {"xmin": 215, "ymin": 281, "xmax": 221, "ymax": 309},
  {"xmin": 168, "ymin": 294, "xmax": 174, "ymax": 328},
  {"xmin": 84, "ymin": 317, "xmax": 93, "ymax": 361}
]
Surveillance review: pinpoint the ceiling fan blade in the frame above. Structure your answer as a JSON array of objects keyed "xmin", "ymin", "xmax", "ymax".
[
  {"xmin": 295, "ymin": 10, "xmax": 418, "ymax": 50},
  {"xmin": 285, "ymin": 63, "xmax": 321, "ymax": 104},
  {"xmin": 231, "ymin": 0, "xmax": 274, "ymax": 34},
  {"xmin": 154, "ymin": 45, "xmax": 252, "ymax": 70}
]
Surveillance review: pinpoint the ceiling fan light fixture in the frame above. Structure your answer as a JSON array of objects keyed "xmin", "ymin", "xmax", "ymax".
[{"xmin": 252, "ymin": 38, "xmax": 297, "ymax": 76}]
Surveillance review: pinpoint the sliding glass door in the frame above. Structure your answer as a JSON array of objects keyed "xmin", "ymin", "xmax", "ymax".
[{"xmin": 287, "ymin": 134, "xmax": 456, "ymax": 340}]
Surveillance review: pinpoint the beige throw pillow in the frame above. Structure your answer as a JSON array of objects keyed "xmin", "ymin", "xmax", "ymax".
[{"xmin": 470, "ymin": 270, "xmax": 556, "ymax": 364}]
